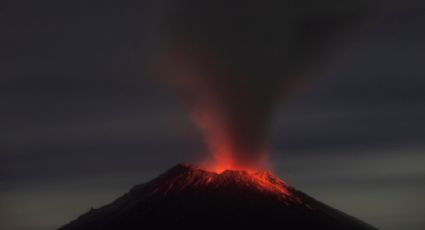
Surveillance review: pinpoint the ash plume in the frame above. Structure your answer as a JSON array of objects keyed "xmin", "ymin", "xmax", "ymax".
[{"xmin": 154, "ymin": 0, "xmax": 380, "ymax": 169}]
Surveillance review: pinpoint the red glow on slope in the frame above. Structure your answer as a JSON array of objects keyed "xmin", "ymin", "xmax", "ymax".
[
  {"xmin": 144, "ymin": 164, "xmax": 305, "ymax": 207},
  {"xmin": 197, "ymin": 164, "xmax": 292, "ymax": 197}
]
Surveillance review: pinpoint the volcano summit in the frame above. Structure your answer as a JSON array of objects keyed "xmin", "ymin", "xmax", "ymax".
[{"xmin": 60, "ymin": 164, "xmax": 377, "ymax": 230}]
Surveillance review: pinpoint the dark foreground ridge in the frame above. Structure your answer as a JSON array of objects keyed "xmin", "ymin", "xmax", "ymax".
[{"xmin": 59, "ymin": 164, "xmax": 378, "ymax": 230}]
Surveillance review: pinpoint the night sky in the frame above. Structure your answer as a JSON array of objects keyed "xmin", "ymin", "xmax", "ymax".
[{"xmin": 1, "ymin": 1, "xmax": 425, "ymax": 230}]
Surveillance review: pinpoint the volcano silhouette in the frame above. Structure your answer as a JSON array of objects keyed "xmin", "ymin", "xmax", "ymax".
[{"xmin": 59, "ymin": 164, "xmax": 377, "ymax": 230}]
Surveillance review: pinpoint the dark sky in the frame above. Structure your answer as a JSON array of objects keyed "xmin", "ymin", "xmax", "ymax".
[{"xmin": 1, "ymin": 1, "xmax": 425, "ymax": 230}]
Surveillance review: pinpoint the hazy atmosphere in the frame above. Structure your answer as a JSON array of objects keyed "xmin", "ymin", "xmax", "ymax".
[{"xmin": 1, "ymin": 1, "xmax": 425, "ymax": 229}]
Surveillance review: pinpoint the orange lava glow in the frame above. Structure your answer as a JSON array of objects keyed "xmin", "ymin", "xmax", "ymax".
[
  {"xmin": 204, "ymin": 149, "xmax": 269, "ymax": 175},
  {"xmin": 201, "ymin": 152, "xmax": 258, "ymax": 174},
  {"xmin": 197, "ymin": 164, "xmax": 293, "ymax": 198},
  {"xmin": 198, "ymin": 151, "xmax": 289, "ymax": 196}
]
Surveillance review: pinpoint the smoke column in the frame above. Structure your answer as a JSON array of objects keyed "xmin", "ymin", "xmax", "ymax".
[{"xmin": 154, "ymin": 0, "xmax": 379, "ymax": 170}]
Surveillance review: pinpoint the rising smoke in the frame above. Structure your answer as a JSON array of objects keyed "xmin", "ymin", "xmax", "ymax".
[{"xmin": 154, "ymin": 0, "xmax": 380, "ymax": 170}]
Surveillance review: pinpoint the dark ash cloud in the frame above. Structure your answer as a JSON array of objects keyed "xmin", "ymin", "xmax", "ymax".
[{"xmin": 155, "ymin": 0, "xmax": 381, "ymax": 168}]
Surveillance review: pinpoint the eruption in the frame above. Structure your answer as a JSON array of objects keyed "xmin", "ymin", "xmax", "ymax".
[
  {"xmin": 60, "ymin": 2, "xmax": 384, "ymax": 229},
  {"xmin": 155, "ymin": 0, "xmax": 378, "ymax": 171}
]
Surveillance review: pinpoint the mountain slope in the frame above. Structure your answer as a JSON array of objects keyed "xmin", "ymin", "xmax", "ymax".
[{"xmin": 59, "ymin": 164, "xmax": 377, "ymax": 230}]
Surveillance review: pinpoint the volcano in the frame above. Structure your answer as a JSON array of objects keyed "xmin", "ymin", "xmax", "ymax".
[{"xmin": 59, "ymin": 164, "xmax": 377, "ymax": 230}]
